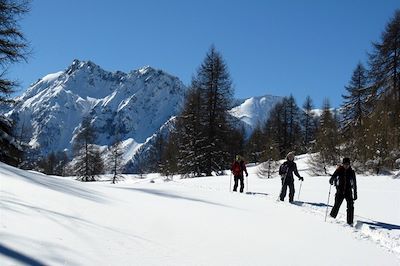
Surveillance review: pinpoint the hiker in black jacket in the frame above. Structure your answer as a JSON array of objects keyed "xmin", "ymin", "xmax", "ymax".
[
  {"xmin": 279, "ymin": 152, "xmax": 303, "ymax": 202},
  {"xmin": 329, "ymin": 157, "xmax": 358, "ymax": 225}
]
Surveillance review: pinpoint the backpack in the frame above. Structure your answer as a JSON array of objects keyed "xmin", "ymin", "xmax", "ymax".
[
  {"xmin": 232, "ymin": 161, "xmax": 242, "ymax": 176},
  {"xmin": 279, "ymin": 163, "xmax": 288, "ymax": 176}
]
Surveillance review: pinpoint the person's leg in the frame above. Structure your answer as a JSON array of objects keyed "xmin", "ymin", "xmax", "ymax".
[
  {"xmin": 239, "ymin": 176, "xmax": 244, "ymax": 193},
  {"xmin": 345, "ymin": 194, "xmax": 354, "ymax": 225},
  {"xmin": 280, "ymin": 179, "xmax": 288, "ymax": 201},
  {"xmin": 233, "ymin": 176, "xmax": 239, "ymax": 192},
  {"xmin": 288, "ymin": 180, "xmax": 295, "ymax": 202},
  {"xmin": 330, "ymin": 192, "xmax": 344, "ymax": 218}
]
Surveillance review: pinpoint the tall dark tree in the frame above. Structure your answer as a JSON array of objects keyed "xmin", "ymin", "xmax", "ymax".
[
  {"xmin": 108, "ymin": 136, "xmax": 124, "ymax": 184},
  {"xmin": 369, "ymin": 9, "xmax": 400, "ymax": 103},
  {"xmin": 342, "ymin": 63, "xmax": 369, "ymax": 129},
  {"xmin": 341, "ymin": 63, "xmax": 369, "ymax": 161},
  {"xmin": 264, "ymin": 96, "xmax": 302, "ymax": 158},
  {"xmin": 264, "ymin": 101, "xmax": 285, "ymax": 158},
  {"xmin": 301, "ymin": 96, "xmax": 317, "ymax": 152},
  {"xmin": 245, "ymin": 124, "xmax": 265, "ymax": 163},
  {"xmin": 54, "ymin": 151, "xmax": 69, "ymax": 176},
  {"xmin": 176, "ymin": 87, "xmax": 206, "ymax": 177},
  {"xmin": 199, "ymin": 46, "xmax": 234, "ymax": 175},
  {"xmin": 38, "ymin": 152, "xmax": 57, "ymax": 175},
  {"xmin": 0, "ymin": 0, "xmax": 30, "ymax": 166},
  {"xmin": 367, "ymin": 9, "xmax": 400, "ymax": 167},
  {"xmin": 160, "ymin": 131, "xmax": 179, "ymax": 179},
  {"xmin": 286, "ymin": 95, "xmax": 303, "ymax": 152},
  {"xmin": 226, "ymin": 123, "xmax": 245, "ymax": 165},
  {"xmin": 315, "ymin": 99, "xmax": 340, "ymax": 166},
  {"xmin": 73, "ymin": 117, "xmax": 104, "ymax": 181},
  {"xmin": 180, "ymin": 46, "xmax": 234, "ymax": 176}
]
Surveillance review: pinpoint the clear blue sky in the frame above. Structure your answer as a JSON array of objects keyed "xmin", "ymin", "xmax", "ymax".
[{"xmin": 9, "ymin": 0, "xmax": 400, "ymax": 108}]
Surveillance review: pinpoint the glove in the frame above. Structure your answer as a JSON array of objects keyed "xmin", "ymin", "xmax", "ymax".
[
  {"xmin": 246, "ymin": 173, "xmax": 248, "ymax": 177},
  {"xmin": 329, "ymin": 177, "xmax": 334, "ymax": 185},
  {"xmin": 354, "ymin": 193, "xmax": 357, "ymax": 201},
  {"xmin": 299, "ymin": 176, "xmax": 304, "ymax": 181}
]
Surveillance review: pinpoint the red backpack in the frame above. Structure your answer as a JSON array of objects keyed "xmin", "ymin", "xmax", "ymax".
[{"xmin": 232, "ymin": 161, "xmax": 242, "ymax": 176}]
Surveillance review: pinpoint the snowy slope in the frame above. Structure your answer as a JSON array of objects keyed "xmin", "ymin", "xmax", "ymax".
[{"xmin": 1, "ymin": 155, "xmax": 399, "ymax": 265}]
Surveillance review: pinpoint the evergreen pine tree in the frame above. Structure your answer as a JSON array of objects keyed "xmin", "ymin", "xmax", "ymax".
[
  {"xmin": 108, "ymin": 136, "xmax": 124, "ymax": 184},
  {"xmin": 176, "ymin": 87, "xmax": 206, "ymax": 177},
  {"xmin": 367, "ymin": 9, "xmax": 400, "ymax": 168},
  {"xmin": 197, "ymin": 46, "xmax": 234, "ymax": 176},
  {"xmin": 264, "ymin": 96, "xmax": 302, "ymax": 158},
  {"xmin": 341, "ymin": 63, "xmax": 369, "ymax": 162},
  {"xmin": 315, "ymin": 99, "xmax": 340, "ymax": 166},
  {"xmin": 73, "ymin": 117, "xmax": 104, "ymax": 181},
  {"xmin": 301, "ymin": 96, "xmax": 317, "ymax": 152},
  {"xmin": 177, "ymin": 46, "xmax": 234, "ymax": 177},
  {"xmin": 286, "ymin": 95, "xmax": 303, "ymax": 152},
  {"xmin": 0, "ymin": 0, "xmax": 30, "ymax": 166},
  {"xmin": 245, "ymin": 124, "xmax": 265, "ymax": 163},
  {"xmin": 160, "ymin": 131, "xmax": 179, "ymax": 179}
]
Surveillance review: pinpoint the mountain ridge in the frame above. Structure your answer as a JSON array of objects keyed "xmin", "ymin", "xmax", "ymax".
[{"xmin": 4, "ymin": 59, "xmax": 282, "ymax": 171}]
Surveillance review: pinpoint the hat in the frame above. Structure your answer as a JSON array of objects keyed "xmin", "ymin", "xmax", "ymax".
[
  {"xmin": 342, "ymin": 157, "xmax": 351, "ymax": 164},
  {"xmin": 235, "ymin": 155, "xmax": 241, "ymax": 161},
  {"xmin": 286, "ymin": 151, "xmax": 295, "ymax": 160}
]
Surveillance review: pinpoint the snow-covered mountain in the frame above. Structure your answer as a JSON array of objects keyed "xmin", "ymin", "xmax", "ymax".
[
  {"xmin": 3, "ymin": 60, "xmax": 282, "ymax": 171},
  {"xmin": 229, "ymin": 95, "xmax": 282, "ymax": 136},
  {"xmin": 6, "ymin": 60, "xmax": 187, "ymax": 165}
]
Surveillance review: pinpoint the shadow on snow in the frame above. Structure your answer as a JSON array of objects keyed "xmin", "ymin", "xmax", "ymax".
[
  {"xmin": 293, "ymin": 201, "xmax": 400, "ymax": 231},
  {"xmin": 116, "ymin": 187, "xmax": 241, "ymax": 209},
  {"xmin": 292, "ymin": 201, "xmax": 333, "ymax": 208},
  {"xmin": 357, "ymin": 220, "xmax": 400, "ymax": 231},
  {"xmin": 0, "ymin": 243, "xmax": 46, "ymax": 266}
]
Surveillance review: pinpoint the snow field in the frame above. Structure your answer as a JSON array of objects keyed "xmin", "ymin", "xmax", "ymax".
[{"xmin": 0, "ymin": 155, "xmax": 399, "ymax": 265}]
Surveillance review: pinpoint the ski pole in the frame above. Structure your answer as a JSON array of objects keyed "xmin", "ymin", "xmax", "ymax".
[
  {"xmin": 229, "ymin": 172, "xmax": 232, "ymax": 192},
  {"xmin": 297, "ymin": 180, "xmax": 303, "ymax": 200},
  {"xmin": 246, "ymin": 174, "xmax": 249, "ymax": 193},
  {"xmin": 324, "ymin": 184, "xmax": 332, "ymax": 222}
]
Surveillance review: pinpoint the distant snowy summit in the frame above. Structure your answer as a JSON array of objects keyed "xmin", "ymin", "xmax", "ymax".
[
  {"xmin": 4, "ymin": 59, "xmax": 282, "ymax": 169},
  {"xmin": 230, "ymin": 95, "xmax": 283, "ymax": 135}
]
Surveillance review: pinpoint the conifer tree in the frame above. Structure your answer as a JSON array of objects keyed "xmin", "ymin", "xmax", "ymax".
[
  {"xmin": 160, "ymin": 131, "xmax": 179, "ymax": 179},
  {"xmin": 176, "ymin": 87, "xmax": 205, "ymax": 177},
  {"xmin": 0, "ymin": 0, "xmax": 30, "ymax": 166},
  {"xmin": 341, "ymin": 63, "xmax": 369, "ymax": 161},
  {"xmin": 301, "ymin": 96, "xmax": 317, "ymax": 152},
  {"xmin": 108, "ymin": 136, "xmax": 124, "ymax": 184},
  {"xmin": 197, "ymin": 46, "xmax": 234, "ymax": 176},
  {"xmin": 286, "ymin": 95, "xmax": 303, "ymax": 152},
  {"xmin": 369, "ymin": 10, "xmax": 400, "ymax": 103},
  {"xmin": 177, "ymin": 46, "xmax": 234, "ymax": 177},
  {"xmin": 245, "ymin": 124, "xmax": 265, "ymax": 163},
  {"xmin": 315, "ymin": 99, "xmax": 340, "ymax": 166},
  {"xmin": 367, "ymin": 9, "xmax": 400, "ymax": 168},
  {"xmin": 264, "ymin": 96, "xmax": 302, "ymax": 158},
  {"xmin": 73, "ymin": 117, "xmax": 104, "ymax": 181}
]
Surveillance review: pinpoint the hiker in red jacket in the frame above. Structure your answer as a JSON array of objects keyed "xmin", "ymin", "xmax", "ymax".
[{"xmin": 231, "ymin": 155, "xmax": 248, "ymax": 193}]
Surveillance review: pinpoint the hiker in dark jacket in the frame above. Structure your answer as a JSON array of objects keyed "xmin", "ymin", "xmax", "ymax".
[
  {"xmin": 329, "ymin": 157, "xmax": 357, "ymax": 225},
  {"xmin": 279, "ymin": 152, "xmax": 303, "ymax": 202},
  {"xmin": 231, "ymin": 155, "xmax": 248, "ymax": 193}
]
